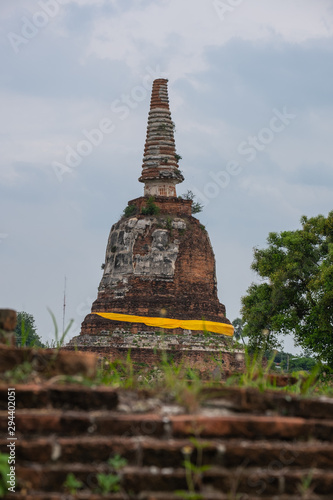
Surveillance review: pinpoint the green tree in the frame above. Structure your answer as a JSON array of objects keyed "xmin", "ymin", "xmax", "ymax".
[
  {"xmin": 241, "ymin": 212, "xmax": 333, "ymax": 366},
  {"xmin": 181, "ymin": 190, "xmax": 203, "ymax": 214},
  {"xmin": 281, "ymin": 355, "xmax": 317, "ymax": 372},
  {"xmin": 272, "ymin": 350, "xmax": 316, "ymax": 372},
  {"xmin": 232, "ymin": 317, "xmax": 246, "ymax": 346},
  {"xmin": 15, "ymin": 311, "xmax": 45, "ymax": 348}
]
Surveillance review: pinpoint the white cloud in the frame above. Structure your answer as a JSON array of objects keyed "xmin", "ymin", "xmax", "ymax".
[{"xmin": 84, "ymin": 0, "xmax": 333, "ymax": 78}]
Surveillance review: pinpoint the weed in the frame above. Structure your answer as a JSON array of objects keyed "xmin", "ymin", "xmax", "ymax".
[
  {"xmin": 175, "ymin": 154, "xmax": 182, "ymax": 161},
  {"xmin": 141, "ymin": 196, "xmax": 160, "ymax": 216},
  {"xmin": 160, "ymin": 350, "xmax": 202, "ymax": 411},
  {"xmin": 95, "ymin": 454, "xmax": 128, "ymax": 494},
  {"xmin": 226, "ymin": 349, "xmax": 276, "ymax": 391},
  {"xmin": 96, "ymin": 473, "xmax": 121, "ymax": 494},
  {"xmin": 297, "ymin": 471, "xmax": 314, "ymax": 498},
  {"xmin": 175, "ymin": 438, "xmax": 212, "ymax": 499},
  {"xmin": 108, "ymin": 454, "xmax": 128, "ymax": 470},
  {"xmin": 47, "ymin": 309, "xmax": 73, "ymax": 349},
  {"xmin": 291, "ymin": 364, "xmax": 322, "ymax": 396},
  {"xmin": 0, "ymin": 453, "xmax": 11, "ymax": 496},
  {"xmin": 123, "ymin": 204, "xmax": 137, "ymax": 217},
  {"xmin": 3, "ymin": 362, "xmax": 33, "ymax": 383},
  {"xmin": 181, "ymin": 190, "xmax": 204, "ymax": 214},
  {"xmin": 166, "ymin": 216, "xmax": 173, "ymax": 234},
  {"xmin": 224, "ymin": 347, "xmax": 327, "ymax": 397},
  {"xmin": 19, "ymin": 318, "xmax": 31, "ymax": 347},
  {"xmin": 63, "ymin": 472, "xmax": 83, "ymax": 495},
  {"xmin": 93, "ymin": 351, "xmax": 138, "ymax": 389}
]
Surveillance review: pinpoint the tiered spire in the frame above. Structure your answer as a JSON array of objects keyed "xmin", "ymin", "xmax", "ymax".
[{"xmin": 139, "ymin": 79, "xmax": 184, "ymax": 197}]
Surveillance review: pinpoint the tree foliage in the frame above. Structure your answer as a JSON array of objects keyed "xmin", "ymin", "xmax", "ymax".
[
  {"xmin": 15, "ymin": 311, "xmax": 45, "ymax": 348},
  {"xmin": 181, "ymin": 190, "xmax": 203, "ymax": 214},
  {"xmin": 282, "ymin": 356, "xmax": 317, "ymax": 372},
  {"xmin": 241, "ymin": 212, "xmax": 333, "ymax": 366},
  {"xmin": 232, "ymin": 317, "xmax": 246, "ymax": 345},
  {"xmin": 272, "ymin": 350, "xmax": 316, "ymax": 372}
]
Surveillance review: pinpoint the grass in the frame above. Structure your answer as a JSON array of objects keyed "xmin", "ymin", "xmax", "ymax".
[
  {"xmin": 1, "ymin": 349, "xmax": 332, "ymax": 399},
  {"xmin": 63, "ymin": 455, "xmax": 128, "ymax": 496},
  {"xmin": 0, "ymin": 453, "xmax": 12, "ymax": 496},
  {"xmin": 2, "ymin": 316, "xmax": 332, "ymax": 398},
  {"xmin": 47, "ymin": 308, "xmax": 73, "ymax": 349},
  {"xmin": 1, "ymin": 334, "xmax": 332, "ymax": 398}
]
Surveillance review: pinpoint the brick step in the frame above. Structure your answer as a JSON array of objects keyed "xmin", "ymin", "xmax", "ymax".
[
  {"xmin": 6, "ymin": 493, "xmax": 333, "ymax": 500},
  {"xmin": 4, "ymin": 493, "xmax": 333, "ymax": 500},
  {"xmin": 138, "ymin": 495, "xmax": 333, "ymax": 500},
  {"xmin": 0, "ymin": 384, "xmax": 118, "ymax": 411},
  {"xmin": 200, "ymin": 386, "xmax": 333, "ymax": 420},
  {"xmin": 1, "ymin": 410, "xmax": 333, "ymax": 441},
  {"xmin": 15, "ymin": 463, "xmax": 333, "ymax": 495},
  {"xmin": 2, "ymin": 383, "xmax": 332, "ymax": 421},
  {"xmin": 3, "ymin": 494, "xmax": 124, "ymax": 500},
  {"xmin": 1, "ymin": 436, "xmax": 333, "ymax": 469},
  {"xmin": 2, "ymin": 384, "xmax": 333, "ymax": 419}
]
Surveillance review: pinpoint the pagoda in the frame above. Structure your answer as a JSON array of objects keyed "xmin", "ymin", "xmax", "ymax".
[{"xmin": 78, "ymin": 79, "xmax": 233, "ymax": 339}]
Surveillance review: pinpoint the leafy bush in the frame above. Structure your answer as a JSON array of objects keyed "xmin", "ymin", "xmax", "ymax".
[
  {"xmin": 141, "ymin": 196, "xmax": 160, "ymax": 216},
  {"xmin": 181, "ymin": 190, "xmax": 203, "ymax": 214},
  {"xmin": 123, "ymin": 204, "xmax": 137, "ymax": 217},
  {"xmin": 15, "ymin": 311, "xmax": 45, "ymax": 348},
  {"xmin": 0, "ymin": 453, "xmax": 11, "ymax": 496}
]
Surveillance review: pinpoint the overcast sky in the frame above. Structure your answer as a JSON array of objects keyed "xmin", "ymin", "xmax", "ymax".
[{"xmin": 1, "ymin": 0, "xmax": 332, "ymax": 353}]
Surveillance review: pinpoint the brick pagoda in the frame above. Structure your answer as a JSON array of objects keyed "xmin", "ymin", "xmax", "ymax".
[
  {"xmin": 66, "ymin": 79, "xmax": 239, "ymax": 372},
  {"xmin": 79, "ymin": 78, "xmax": 232, "ymax": 338}
]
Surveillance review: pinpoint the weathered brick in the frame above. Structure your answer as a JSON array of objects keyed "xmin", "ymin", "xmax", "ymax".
[
  {"xmin": 0, "ymin": 309, "xmax": 16, "ymax": 331},
  {"xmin": 0, "ymin": 384, "xmax": 117, "ymax": 411},
  {"xmin": 0, "ymin": 347, "xmax": 97, "ymax": 377},
  {"xmin": 0, "ymin": 437, "xmax": 53, "ymax": 462},
  {"xmin": 170, "ymin": 414, "xmax": 333, "ymax": 441},
  {"xmin": 94, "ymin": 413, "xmax": 165, "ymax": 437},
  {"xmin": 0, "ymin": 409, "xmax": 93, "ymax": 437},
  {"xmin": 200, "ymin": 386, "xmax": 333, "ymax": 420},
  {"xmin": 48, "ymin": 385, "xmax": 118, "ymax": 410},
  {"xmin": 57, "ymin": 436, "xmax": 138, "ymax": 463}
]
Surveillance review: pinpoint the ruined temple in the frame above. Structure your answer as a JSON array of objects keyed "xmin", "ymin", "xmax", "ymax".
[
  {"xmin": 79, "ymin": 78, "xmax": 233, "ymax": 339},
  {"xmin": 64, "ymin": 79, "xmax": 239, "ymax": 373}
]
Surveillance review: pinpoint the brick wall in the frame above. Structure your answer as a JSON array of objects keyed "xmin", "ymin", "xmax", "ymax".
[
  {"xmin": 128, "ymin": 196, "xmax": 192, "ymax": 216},
  {"xmin": 1, "ymin": 381, "xmax": 333, "ymax": 499}
]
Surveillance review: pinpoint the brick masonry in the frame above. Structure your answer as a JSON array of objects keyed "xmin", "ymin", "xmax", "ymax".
[
  {"xmin": 80, "ymin": 212, "xmax": 231, "ymax": 339},
  {"xmin": 1, "ymin": 380, "xmax": 333, "ymax": 499},
  {"xmin": 79, "ymin": 79, "xmax": 233, "ymax": 347},
  {"xmin": 0, "ymin": 316, "xmax": 332, "ymax": 500},
  {"xmin": 138, "ymin": 78, "xmax": 184, "ymax": 196},
  {"xmin": 64, "ymin": 330, "xmax": 245, "ymax": 379}
]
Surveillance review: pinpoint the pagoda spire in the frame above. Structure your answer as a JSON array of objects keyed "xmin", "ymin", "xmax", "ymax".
[{"xmin": 139, "ymin": 79, "xmax": 184, "ymax": 197}]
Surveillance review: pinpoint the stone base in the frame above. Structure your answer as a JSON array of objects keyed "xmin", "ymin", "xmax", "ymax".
[{"xmin": 63, "ymin": 331, "xmax": 245, "ymax": 379}]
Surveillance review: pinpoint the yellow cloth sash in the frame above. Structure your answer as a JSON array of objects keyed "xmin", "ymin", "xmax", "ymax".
[{"xmin": 93, "ymin": 312, "xmax": 234, "ymax": 336}]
